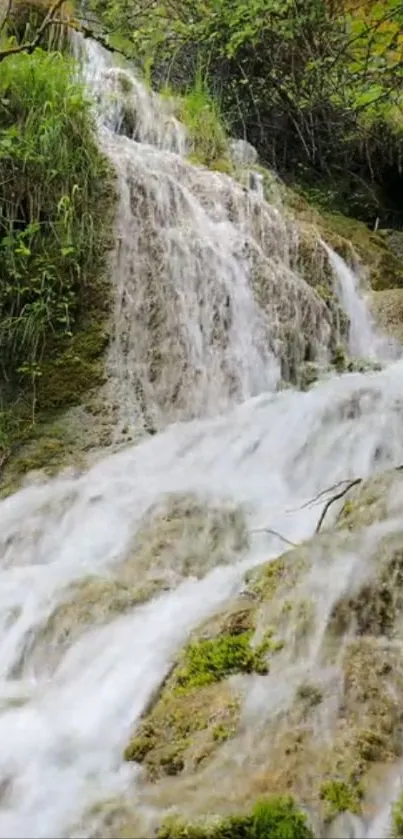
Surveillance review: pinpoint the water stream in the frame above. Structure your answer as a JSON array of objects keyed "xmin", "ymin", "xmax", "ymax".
[{"xmin": 0, "ymin": 36, "xmax": 402, "ymax": 838}]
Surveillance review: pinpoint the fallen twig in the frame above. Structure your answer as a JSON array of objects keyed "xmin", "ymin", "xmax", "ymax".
[
  {"xmin": 288, "ymin": 478, "xmax": 357, "ymax": 513},
  {"xmin": 251, "ymin": 527, "xmax": 297, "ymax": 548},
  {"xmin": 315, "ymin": 477, "xmax": 362, "ymax": 533}
]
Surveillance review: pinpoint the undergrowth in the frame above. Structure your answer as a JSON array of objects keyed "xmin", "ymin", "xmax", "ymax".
[
  {"xmin": 0, "ymin": 47, "xmax": 114, "ymax": 464},
  {"xmin": 161, "ymin": 73, "xmax": 231, "ymax": 171}
]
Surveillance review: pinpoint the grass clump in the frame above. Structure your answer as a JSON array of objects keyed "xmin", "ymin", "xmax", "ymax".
[
  {"xmin": 174, "ymin": 631, "xmax": 269, "ymax": 692},
  {"xmin": 158, "ymin": 796, "xmax": 314, "ymax": 839},
  {"xmin": 319, "ymin": 779, "xmax": 363, "ymax": 821},
  {"xmin": 176, "ymin": 74, "xmax": 230, "ymax": 171},
  {"xmin": 391, "ymin": 792, "xmax": 403, "ymax": 839}
]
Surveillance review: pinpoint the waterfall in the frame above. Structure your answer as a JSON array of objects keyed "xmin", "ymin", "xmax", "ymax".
[
  {"xmin": 324, "ymin": 242, "xmax": 401, "ymax": 362},
  {"xmin": 0, "ymin": 35, "xmax": 402, "ymax": 839},
  {"xmin": 73, "ymin": 37, "xmax": 357, "ymax": 435}
]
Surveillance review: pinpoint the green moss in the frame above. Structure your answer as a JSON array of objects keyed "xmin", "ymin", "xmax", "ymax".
[
  {"xmin": 124, "ymin": 681, "xmax": 241, "ymax": 778},
  {"xmin": 174, "ymin": 630, "xmax": 269, "ymax": 693},
  {"xmin": 245, "ymin": 552, "xmax": 308, "ymax": 603},
  {"xmin": 391, "ymin": 792, "xmax": 403, "ymax": 839},
  {"xmin": 295, "ymin": 683, "xmax": 323, "ymax": 708},
  {"xmin": 319, "ymin": 779, "xmax": 363, "ymax": 821},
  {"xmin": 212, "ymin": 723, "xmax": 233, "ymax": 742},
  {"xmin": 245, "ymin": 557, "xmax": 287, "ymax": 601},
  {"xmin": 158, "ymin": 796, "xmax": 314, "ymax": 839},
  {"xmin": 36, "ymin": 318, "xmax": 109, "ymax": 412}
]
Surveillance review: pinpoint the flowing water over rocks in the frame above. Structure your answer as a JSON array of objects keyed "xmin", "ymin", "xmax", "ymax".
[{"xmin": 1, "ymin": 35, "xmax": 403, "ymax": 839}]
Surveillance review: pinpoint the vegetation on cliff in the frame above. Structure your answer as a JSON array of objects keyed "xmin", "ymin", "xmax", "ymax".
[
  {"xmin": 88, "ymin": 0, "xmax": 403, "ymax": 229},
  {"xmin": 0, "ymin": 4, "xmax": 115, "ymax": 483}
]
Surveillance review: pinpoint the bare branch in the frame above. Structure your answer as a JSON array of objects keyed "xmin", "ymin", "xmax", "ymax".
[
  {"xmin": 288, "ymin": 478, "xmax": 357, "ymax": 513},
  {"xmin": 316, "ymin": 478, "xmax": 363, "ymax": 533},
  {"xmin": 251, "ymin": 527, "xmax": 297, "ymax": 548}
]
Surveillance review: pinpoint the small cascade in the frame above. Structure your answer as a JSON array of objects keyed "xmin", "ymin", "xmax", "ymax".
[
  {"xmin": 76, "ymin": 38, "xmax": 354, "ymax": 435},
  {"xmin": 324, "ymin": 242, "xmax": 400, "ymax": 362}
]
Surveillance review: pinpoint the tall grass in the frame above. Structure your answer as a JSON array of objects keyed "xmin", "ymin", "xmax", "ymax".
[
  {"xmin": 0, "ymin": 48, "xmax": 113, "ymax": 386},
  {"xmin": 178, "ymin": 72, "xmax": 229, "ymax": 169}
]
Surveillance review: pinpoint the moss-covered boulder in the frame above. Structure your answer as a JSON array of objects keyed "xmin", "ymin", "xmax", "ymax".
[{"xmin": 123, "ymin": 598, "xmax": 281, "ymax": 780}]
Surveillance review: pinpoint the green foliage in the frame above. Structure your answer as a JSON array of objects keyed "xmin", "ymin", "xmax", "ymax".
[
  {"xmin": 174, "ymin": 631, "xmax": 269, "ymax": 692},
  {"xmin": 0, "ymin": 48, "xmax": 113, "ymax": 430},
  {"xmin": 91, "ymin": 0, "xmax": 403, "ymax": 226},
  {"xmin": 319, "ymin": 779, "xmax": 363, "ymax": 821},
  {"xmin": 158, "ymin": 796, "xmax": 314, "ymax": 839},
  {"xmin": 177, "ymin": 74, "xmax": 229, "ymax": 169},
  {"xmin": 391, "ymin": 792, "xmax": 403, "ymax": 838}
]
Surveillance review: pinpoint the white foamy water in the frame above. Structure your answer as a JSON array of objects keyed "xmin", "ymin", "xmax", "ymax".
[
  {"xmin": 2, "ymin": 363, "xmax": 403, "ymax": 836},
  {"xmin": 324, "ymin": 242, "xmax": 400, "ymax": 362},
  {"xmin": 0, "ymin": 36, "xmax": 402, "ymax": 839}
]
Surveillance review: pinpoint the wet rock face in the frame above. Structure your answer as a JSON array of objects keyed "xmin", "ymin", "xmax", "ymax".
[
  {"xmin": 228, "ymin": 139, "xmax": 258, "ymax": 166},
  {"xmin": 118, "ymin": 471, "xmax": 403, "ymax": 836},
  {"xmin": 10, "ymin": 494, "xmax": 248, "ymax": 678},
  {"xmin": 371, "ymin": 288, "xmax": 403, "ymax": 344}
]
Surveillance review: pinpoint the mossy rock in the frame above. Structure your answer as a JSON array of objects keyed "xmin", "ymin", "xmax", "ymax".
[
  {"xmin": 245, "ymin": 551, "xmax": 309, "ymax": 603},
  {"xmin": 337, "ymin": 637, "xmax": 403, "ymax": 768},
  {"xmin": 71, "ymin": 796, "xmax": 146, "ymax": 839},
  {"xmin": 36, "ymin": 320, "xmax": 110, "ymax": 412},
  {"xmin": 282, "ymin": 184, "xmax": 403, "ymax": 292},
  {"xmin": 336, "ymin": 470, "xmax": 399, "ymax": 532},
  {"xmin": 319, "ymin": 779, "xmax": 363, "ymax": 822},
  {"xmin": 121, "ymin": 493, "xmax": 248, "ymax": 587},
  {"xmin": 327, "ymin": 532, "xmax": 403, "ymax": 640},
  {"xmin": 0, "ymin": 272, "xmax": 114, "ymax": 495},
  {"xmin": 370, "ymin": 288, "xmax": 403, "ymax": 343},
  {"xmin": 124, "ymin": 680, "xmax": 241, "ymax": 780},
  {"xmin": 0, "ymin": 320, "xmax": 110, "ymax": 495},
  {"xmin": 124, "ymin": 587, "xmax": 283, "ymax": 779}
]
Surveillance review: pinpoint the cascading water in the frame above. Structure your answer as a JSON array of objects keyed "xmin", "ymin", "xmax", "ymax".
[
  {"xmin": 324, "ymin": 242, "xmax": 401, "ymax": 362},
  {"xmin": 0, "ymin": 36, "xmax": 403, "ymax": 839}
]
